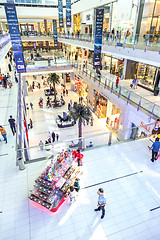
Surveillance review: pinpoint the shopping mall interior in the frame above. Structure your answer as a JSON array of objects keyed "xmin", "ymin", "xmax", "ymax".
[{"xmin": 0, "ymin": 0, "xmax": 160, "ymax": 240}]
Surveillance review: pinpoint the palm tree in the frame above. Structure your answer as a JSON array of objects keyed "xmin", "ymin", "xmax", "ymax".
[
  {"xmin": 70, "ymin": 103, "xmax": 92, "ymax": 147},
  {"xmin": 47, "ymin": 73, "xmax": 60, "ymax": 105}
]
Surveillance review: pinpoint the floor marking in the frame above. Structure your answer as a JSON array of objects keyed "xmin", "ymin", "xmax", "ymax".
[
  {"xmin": 82, "ymin": 171, "xmax": 143, "ymax": 189},
  {"xmin": 0, "ymin": 153, "xmax": 8, "ymax": 157},
  {"xmin": 150, "ymin": 206, "xmax": 160, "ymax": 211}
]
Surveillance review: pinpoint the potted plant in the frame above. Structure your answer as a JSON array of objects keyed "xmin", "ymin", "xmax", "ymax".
[{"xmin": 154, "ymin": 86, "xmax": 159, "ymax": 96}]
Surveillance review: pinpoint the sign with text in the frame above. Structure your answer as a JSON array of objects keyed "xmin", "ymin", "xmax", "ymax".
[
  {"xmin": 53, "ymin": 20, "xmax": 58, "ymax": 47},
  {"xmin": 66, "ymin": 0, "xmax": 71, "ymax": 27},
  {"xmin": 93, "ymin": 8, "xmax": 104, "ymax": 68},
  {"xmin": 4, "ymin": 3, "xmax": 26, "ymax": 73},
  {"xmin": 58, "ymin": 0, "xmax": 63, "ymax": 28}
]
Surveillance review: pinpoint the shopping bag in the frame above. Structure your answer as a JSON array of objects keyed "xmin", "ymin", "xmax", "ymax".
[{"xmin": 130, "ymin": 84, "xmax": 133, "ymax": 88}]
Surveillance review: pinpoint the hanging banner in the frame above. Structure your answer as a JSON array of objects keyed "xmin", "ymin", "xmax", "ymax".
[
  {"xmin": 4, "ymin": 3, "xmax": 26, "ymax": 73},
  {"xmin": 58, "ymin": 0, "xmax": 63, "ymax": 28},
  {"xmin": 66, "ymin": 0, "xmax": 71, "ymax": 28},
  {"xmin": 53, "ymin": 20, "xmax": 58, "ymax": 47},
  {"xmin": 93, "ymin": 8, "xmax": 104, "ymax": 68}
]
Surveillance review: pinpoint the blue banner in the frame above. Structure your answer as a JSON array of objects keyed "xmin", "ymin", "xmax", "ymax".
[
  {"xmin": 66, "ymin": 0, "xmax": 71, "ymax": 28},
  {"xmin": 53, "ymin": 20, "xmax": 58, "ymax": 47},
  {"xmin": 4, "ymin": 3, "xmax": 26, "ymax": 73},
  {"xmin": 93, "ymin": 8, "xmax": 104, "ymax": 68},
  {"xmin": 58, "ymin": 0, "xmax": 63, "ymax": 28}
]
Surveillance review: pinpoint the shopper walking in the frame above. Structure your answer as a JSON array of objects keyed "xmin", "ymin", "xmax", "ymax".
[
  {"xmin": 69, "ymin": 186, "xmax": 76, "ymax": 205},
  {"xmin": 132, "ymin": 77, "xmax": 136, "ymax": 89},
  {"xmin": 39, "ymin": 140, "xmax": 44, "ymax": 150},
  {"xmin": 0, "ymin": 126, "xmax": 7, "ymax": 143},
  {"xmin": 3, "ymin": 75, "xmax": 7, "ymax": 89},
  {"xmin": 150, "ymin": 138, "xmax": 160, "ymax": 162},
  {"xmin": 94, "ymin": 188, "xmax": 106, "ymax": 219},
  {"xmin": 52, "ymin": 131, "xmax": 55, "ymax": 143},
  {"xmin": 8, "ymin": 63, "xmax": 12, "ymax": 72},
  {"xmin": 30, "ymin": 102, "xmax": 33, "ymax": 109},
  {"xmin": 48, "ymin": 132, "xmax": 52, "ymax": 140},
  {"xmin": 8, "ymin": 115, "xmax": 16, "ymax": 135},
  {"xmin": 116, "ymin": 76, "xmax": 119, "ymax": 88}
]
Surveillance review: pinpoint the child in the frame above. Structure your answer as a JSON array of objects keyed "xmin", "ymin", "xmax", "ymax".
[
  {"xmin": 56, "ymin": 134, "xmax": 59, "ymax": 141},
  {"xmin": 69, "ymin": 186, "xmax": 76, "ymax": 204}
]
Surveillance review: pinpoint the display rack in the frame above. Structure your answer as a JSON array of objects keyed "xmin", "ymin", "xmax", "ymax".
[{"xmin": 29, "ymin": 149, "xmax": 83, "ymax": 212}]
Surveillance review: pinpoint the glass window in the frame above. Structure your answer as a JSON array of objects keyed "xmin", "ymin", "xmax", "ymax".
[
  {"xmin": 154, "ymin": 0, "xmax": 160, "ymax": 16},
  {"xmin": 143, "ymin": 1, "xmax": 155, "ymax": 17}
]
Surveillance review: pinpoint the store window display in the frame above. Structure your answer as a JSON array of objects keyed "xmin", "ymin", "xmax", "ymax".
[
  {"xmin": 93, "ymin": 91, "xmax": 107, "ymax": 118},
  {"xmin": 137, "ymin": 63, "xmax": 157, "ymax": 90},
  {"xmin": 103, "ymin": 55, "xmax": 124, "ymax": 77}
]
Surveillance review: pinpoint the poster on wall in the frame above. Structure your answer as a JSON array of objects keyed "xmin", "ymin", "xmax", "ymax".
[
  {"xmin": 66, "ymin": 0, "xmax": 71, "ymax": 27},
  {"xmin": 53, "ymin": 20, "xmax": 58, "ymax": 47},
  {"xmin": 93, "ymin": 8, "xmax": 104, "ymax": 68},
  {"xmin": 58, "ymin": 0, "xmax": 63, "ymax": 28},
  {"xmin": 4, "ymin": 3, "xmax": 26, "ymax": 73}
]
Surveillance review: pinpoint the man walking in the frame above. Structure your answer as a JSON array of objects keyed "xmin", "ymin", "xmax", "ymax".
[
  {"xmin": 52, "ymin": 131, "xmax": 55, "ymax": 143},
  {"xmin": 0, "ymin": 126, "xmax": 7, "ymax": 143},
  {"xmin": 94, "ymin": 188, "xmax": 106, "ymax": 219},
  {"xmin": 8, "ymin": 115, "xmax": 16, "ymax": 135},
  {"xmin": 151, "ymin": 137, "xmax": 160, "ymax": 162}
]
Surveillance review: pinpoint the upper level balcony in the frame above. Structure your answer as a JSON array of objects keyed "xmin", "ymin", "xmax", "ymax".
[{"xmin": 21, "ymin": 32, "xmax": 160, "ymax": 67}]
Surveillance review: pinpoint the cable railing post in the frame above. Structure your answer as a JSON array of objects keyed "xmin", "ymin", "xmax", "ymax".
[
  {"xmin": 108, "ymin": 132, "xmax": 112, "ymax": 146},
  {"xmin": 137, "ymin": 97, "xmax": 142, "ymax": 111},
  {"xmin": 118, "ymin": 86, "xmax": 121, "ymax": 98},
  {"xmin": 127, "ymin": 92, "xmax": 131, "ymax": 104},
  {"xmin": 111, "ymin": 82, "xmax": 113, "ymax": 93}
]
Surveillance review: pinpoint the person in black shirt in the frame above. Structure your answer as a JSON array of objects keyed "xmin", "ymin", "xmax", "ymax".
[{"xmin": 8, "ymin": 115, "xmax": 16, "ymax": 135}]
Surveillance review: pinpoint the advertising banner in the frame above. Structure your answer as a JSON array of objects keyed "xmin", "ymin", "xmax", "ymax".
[
  {"xmin": 53, "ymin": 20, "xmax": 58, "ymax": 47},
  {"xmin": 58, "ymin": 0, "xmax": 63, "ymax": 28},
  {"xmin": 93, "ymin": 8, "xmax": 104, "ymax": 68},
  {"xmin": 66, "ymin": 0, "xmax": 71, "ymax": 27},
  {"xmin": 4, "ymin": 3, "xmax": 26, "ymax": 73}
]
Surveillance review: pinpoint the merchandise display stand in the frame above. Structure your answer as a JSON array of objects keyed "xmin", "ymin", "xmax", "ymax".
[{"xmin": 29, "ymin": 149, "xmax": 83, "ymax": 212}]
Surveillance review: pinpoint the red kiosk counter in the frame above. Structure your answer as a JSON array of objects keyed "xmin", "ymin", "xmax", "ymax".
[{"xmin": 29, "ymin": 149, "xmax": 83, "ymax": 212}]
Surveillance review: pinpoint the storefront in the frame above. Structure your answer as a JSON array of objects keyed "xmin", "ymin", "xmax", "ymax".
[
  {"xmin": 73, "ymin": 13, "xmax": 81, "ymax": 34},
  {"xmin": 88, "ymin": 50, "xmax": 94, "ymax": 66},
  {"xmin": 103, "ymin": 55, "xmax": 124, "ymax": 77},
  {"xmin": 139, "ymin": 0, "xmax": 160, "ymax": 41},
  {"xmin": 93, "ymin": 90, "xmax": 121, "ymax": 132}
]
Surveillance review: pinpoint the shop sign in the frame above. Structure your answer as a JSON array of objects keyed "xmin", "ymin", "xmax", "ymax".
[
  {"xmin": 140, "ymin": 121, "xmax": 154, "ymax": 134},
  {"xmin": 58, "ymin": 0, "xmax": 63, "ymax": 27},
  {"xmin": 4, "ymin": 3, "xmax": 26, "ymax": 73},
  {"xmin": 53, "ymin": 20, "xmax": 58, "ymax": 47},
  {"xmin": 93, "ymin": 8, "xmax": 104, "ymax": 68},
  {"xmin": 66, "ymin": 0, "xmax": 71, "ymax": 27}
]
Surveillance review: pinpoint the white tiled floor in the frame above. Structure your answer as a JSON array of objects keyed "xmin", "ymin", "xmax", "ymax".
[{"xmin": 1, "ymin": 57, "xmax": 160, "ymax": 240}]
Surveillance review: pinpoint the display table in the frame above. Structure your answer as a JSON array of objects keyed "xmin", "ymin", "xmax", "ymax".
[{"xmin": 29, "ymin": 149, "xmax": 83, "ymax": 212}]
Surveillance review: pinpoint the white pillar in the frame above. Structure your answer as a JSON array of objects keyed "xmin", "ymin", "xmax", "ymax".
[{"xmin": 122, "ymin": 58, "xmax": 127, "ymax": 80}]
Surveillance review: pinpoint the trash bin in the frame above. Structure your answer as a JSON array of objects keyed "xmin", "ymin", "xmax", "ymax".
[{"xmin": 17, "ymin": 157, "xmax": 25, "ymax": 170}]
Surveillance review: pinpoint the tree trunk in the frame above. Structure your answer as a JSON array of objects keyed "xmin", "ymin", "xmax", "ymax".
[
  {"xmin": 78, "ymin": 118, "xmax": 82, "ymax": 138},
  {"xmin": 54, "ymin": 82, "xmax": 57, "ymax": 105},
  {"xmin": 78, "ymin": 118, "xmax": 82, "ymax": 149}
]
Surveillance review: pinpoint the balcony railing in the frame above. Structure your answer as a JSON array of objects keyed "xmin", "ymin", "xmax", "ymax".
[
  {"xmin": 58, "ymin": 33, "xmax": 160, "ymax": 53},
  {"xmin": 16, "ymin": 122, "xmax": 154, "ymax": 163}
]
